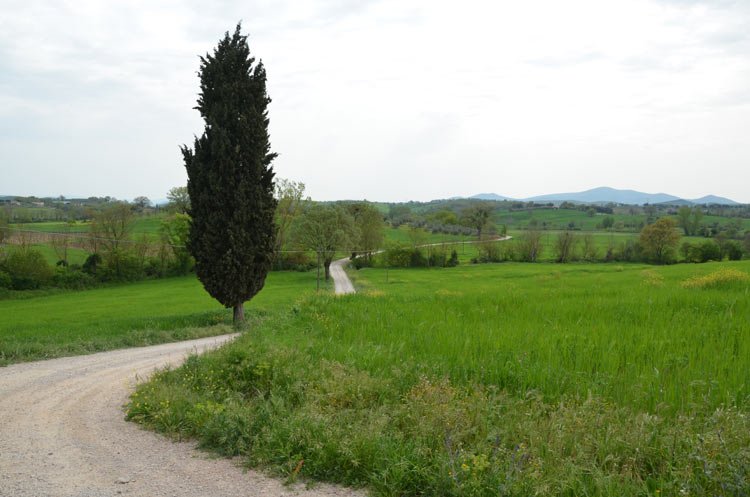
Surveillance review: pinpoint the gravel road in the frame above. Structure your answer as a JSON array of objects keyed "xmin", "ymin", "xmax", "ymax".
[
  {"xmin": 0, "ymin": 335, "xmax": 362, "ymax": 497},
  {"xmin": 330, "ymin": 258, "xmax": 355, "ymax": 295}
]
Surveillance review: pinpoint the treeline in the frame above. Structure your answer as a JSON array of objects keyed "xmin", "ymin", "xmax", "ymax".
[
  {"xmin": 472, "ymin": 219, "xmax": 748, "ymax": 266},
  {"xmin": 0, "ymin": 181, "xmax": 391, "ymax": 292},
  {"xmin": 0, "ymin": 205, "xmax": 193, "ymax": 293}
]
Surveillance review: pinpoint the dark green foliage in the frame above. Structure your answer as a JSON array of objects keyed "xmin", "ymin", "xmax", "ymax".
[
  {"xmin": 724, "ymin": 240, "xmax": 743, "ymax": 261},
  {"xmin": 0, "ymin": 270, "xmax": 11, "ymax": 289},
  {"xmin": 681, "ymin": 240, "xmax": 722, "ymax": 263},
  {"xmin": 182, "ymin": 24, "xmax": 277, "ymax": 317},
  {"xmin": 447, "ymin": 249, "xmax": 459, "ymax": 267},
  {"xmin": 99, "ymin": 250, "xmax": 144, "ymax": 282},
  {"xmin": 52, "ymin": 266, "xmax": 97, "ymax": 290},
  {"xmin": 82, "ymin": 253, "xmax": 102, "ymax": 275},
  {"xmin": 5, "ymin": 249, "xmax": 54, "ymax": 290}
]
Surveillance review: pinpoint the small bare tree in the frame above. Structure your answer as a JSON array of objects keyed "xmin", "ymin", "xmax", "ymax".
[
  {"xmin": 518, "ymin": 229, "xmax": 543, "ymax": 262},
  {"xmin": 554, "ymin": 231, "xmax": 578, "ymax": 263}
]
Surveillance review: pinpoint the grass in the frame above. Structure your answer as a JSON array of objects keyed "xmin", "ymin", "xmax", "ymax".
[
  {"xmin": 127, "ymin": 260, "xmax": 750, "ymax": 496},
  {"xmin": 0, "ymin": 271, "xmax": 318, "ymax": 365}
]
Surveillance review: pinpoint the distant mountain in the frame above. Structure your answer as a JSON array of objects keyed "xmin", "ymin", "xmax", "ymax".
[
  {"xmin": 463, "ymin": 187, "xmax": 741, "ymax": 205},
  {"xmin": 690, "ymin": 195, "xmax": 739, "ymax": 206},
  {"xmin": 469, "ymin": 193, "xmax": 515, "ymax": 201},
  {"xmin": 525, "ymin": 187, "xmax": 681, "ymax": 205}
]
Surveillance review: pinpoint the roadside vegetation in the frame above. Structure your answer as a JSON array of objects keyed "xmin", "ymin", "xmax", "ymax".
[{"xmin": 127, "ymin": 260, "xmax": 750, "ymax": 496}]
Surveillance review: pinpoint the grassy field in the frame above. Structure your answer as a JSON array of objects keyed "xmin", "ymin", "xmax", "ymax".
[
  {"xmin": 0, "ymin": 271, "xmax": 319, "ymax": 365},
  {"xmin": 127, "ymin": 260, "xmax": 750, "ymax": 496}
]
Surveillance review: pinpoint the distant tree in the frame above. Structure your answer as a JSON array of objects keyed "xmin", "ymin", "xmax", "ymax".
[
  {"xmin": 586, "ymin": 207, "xmax": 596, "ymax": 217},
  {"xmin": 601, "ymin": 216, "xmax": 614, "ymax": 230},
  {"xmin": 388, "ymin": 204, "xmax": 412, "ymax": 227},
  {"xmin": 643, "ymin": 204, "xmax": 657, "ymax": 224},
  {"xmin": 133, "ymin": 196, "xmax": 151, "ymax": 211},
  {"xmin": 462, "ymin": 203, "xmax": 494, "ymax": 240},
  {"xmin": 166, "ymin": 186, "xmax": 190, "ymax": 214},
  {"xmin": 639, "ymin": 217, "xmax": 680, "ymax": 264},
  {"xmin": 676, "ymin": 206, "xmax": 703, "ymax": 236},
  {"xmin": 744, "ymin": 231, "xmax": 750, "ymax": 255},
  {"xmin": 724, "ymin": 240, "xmax": 743, "ymax": 261},
  {"xmin": 4, "ymin": 248, "xmax": 53, "ymax": 290},
  {"xmin": 50, "ymin": 221, "xmax": 75, "ymax": 265},
  {"xmin": 581, "ymin": 234, "xmax": 598, "ymax": 261},
  {"xmin": 182, "ymin": 24, "xmax": 277, "ymax": 324},
  {"xmin": 90, "ymin": 203, "xmax": 134, "ymax": 254},
  {"xmin": 274, "ymin": 179, "xmax": 307, "ymax": 265},
  {"xmin": 348, "ymin": 202, "xmax": 385, "ymax": 260},
  {"xmin": 160, "ymin": 214, "xmax": 193, "ymax": 274},
  {"xmin": 292, "ymin": 204, "xmax": 357, "ymax": 286},
  {"xmin": 517, "ymin": 229, "xmax": 543, "ymax": 262},
  {"xmin": 429, "ymin": 210, "xmax": 459, "ymax": 226},
  {"xmin": 0, "ymin": 210, "xmax": 8, "ymax": 244},
  {"xmin": 407, "ymin": 225, "xmax": 427, "ymax": 248},
  {"xmin": 554, "ymin": 231, "xmax": 578, "ymax": 263}
]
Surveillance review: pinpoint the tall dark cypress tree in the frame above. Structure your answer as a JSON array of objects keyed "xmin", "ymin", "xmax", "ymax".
[{"xmin": 182, "ymin": 24, "xmax": 277, "ymax": 324}]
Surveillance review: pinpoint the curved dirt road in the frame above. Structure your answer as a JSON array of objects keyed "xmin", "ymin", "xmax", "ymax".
[{"xmin": 0, "ymin": 335, "xmax": 361, "ymax": 497}]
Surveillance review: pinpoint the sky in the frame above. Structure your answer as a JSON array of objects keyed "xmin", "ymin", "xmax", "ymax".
[{"xmin": 1, "ymin": 0, "xmax": 749, "ymax": 203}]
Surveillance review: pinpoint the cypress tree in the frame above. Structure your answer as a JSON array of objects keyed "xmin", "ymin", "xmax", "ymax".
[{"xmin": 182, "ymin": 24, "xmax": 277, "ymax": 324}]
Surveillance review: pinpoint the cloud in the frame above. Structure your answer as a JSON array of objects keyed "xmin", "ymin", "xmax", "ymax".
[{"xmin": 1, "ymin": 0, "xmax": 749, "ymax": 202}]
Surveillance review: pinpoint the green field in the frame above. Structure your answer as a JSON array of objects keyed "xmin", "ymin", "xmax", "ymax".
[
  {"xmin": 0, "ymin": 271, "xmax": 319, "ymax": 365},
  {"xmin": 127, "ymin": 260, "xmax": 750, "ymax": 496}
]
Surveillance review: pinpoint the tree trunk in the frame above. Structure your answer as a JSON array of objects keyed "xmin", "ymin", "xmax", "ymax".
[
  {"xmin": 324, "ymin": 259, "xmax": 331, "ymax": 281},
  {"xmin": 233, "ymin": 303, "xmax": 245, "ymax": 325},
  {"xmin": 316, "ymin": 252, "xmax": 321, "ymax": 291}
]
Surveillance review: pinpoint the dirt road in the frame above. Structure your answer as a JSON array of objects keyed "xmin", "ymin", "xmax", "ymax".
[
  {"xmin": 330, "ymin": 258, "xmax": 355, "ymax": 295},
  {"xmin": 0, "ymin": 335, "xmax": 361, "ymax": 497}
]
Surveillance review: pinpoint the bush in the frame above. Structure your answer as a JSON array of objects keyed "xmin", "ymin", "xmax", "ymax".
[
  {"xmin": 615, "ymin": 240, "xmax": 643, "ymax": 262},
  {"xmin": 99, "ymin": 250, "xmax": 144, "ymax": 282},
  {"xmin": 351, "ymin": 256, "xmax": 372, "ymax": 270},
  {"xmin": 82, "ymin": 253, "xmax": 102, "ymax": 275},
  {"xmin": 0, "ymin": 270, "xmax": 11, "ymax": 289},
  {"xmin": 446, "ymin": 250, "xmax": 459, "ymax": 267},
  {"xmin": 724, "ymin": 240, "xmax": 743, "ymax": 261},
  {"xmin": 382, "ymin": 244, "xmax": 412, "ymax": 267},
  {"xmin": 5, "ymin": 248, "xmax": 54, "ymax": 290},
  {"xmin": 52, "ymin": 266, "xmax": 97, "ymax": 290},
  {"xmin": 687, "ymin": 240, "xmax": 722, "ymax": 263}
]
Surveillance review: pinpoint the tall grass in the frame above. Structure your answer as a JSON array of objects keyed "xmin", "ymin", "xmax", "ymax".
[{"xmin": 128, "ymin": 261, "xmax": 750, "ymax": 495}]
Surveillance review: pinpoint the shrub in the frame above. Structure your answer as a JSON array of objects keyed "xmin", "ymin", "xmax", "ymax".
[
  {"xmin": 699, "ymin": 240, "xmax": 722, "ymax": 262},
  {"xmin": 0, "ymin": 270, "xmax": 11, "ymax": 289},
  {"xmin": 5, "ymin": 248, "xmax": 54, "ymax": 290},
  {"xmin": 99, "ymin": 250, "xmax": 144, "ymax": 282},
  {"xmin": 446, "ymin": 250, "xmax": 459, "ymax": 267},
  {"xmin": 351, "ymin": 256, "xmax": 372, "ymax": 270},
  {"xmin": 724, "ymin": 240, "xmax": 743, "ymax": 261},
  {"xmin": 383, "ymin": 243, "xmax": 413, "ymax": 268},
  {"xmin": 82, "ymin": 253, "xmax": 102, "ymax": 275},
  {"xmin": 52, "ymin": 266, "xmax": 97, "ymax": 290},
  {"xmin": 615, "ymin": 239, "xmax": 643, "ymax": 262}
]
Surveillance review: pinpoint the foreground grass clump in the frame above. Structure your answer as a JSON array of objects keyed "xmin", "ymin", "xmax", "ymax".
[{"xmin": 128, "ymin": 261, "xmax": 750, "ymax": 496}]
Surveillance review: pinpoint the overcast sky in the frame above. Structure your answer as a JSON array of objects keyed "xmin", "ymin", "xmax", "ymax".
[{"xmin": 1, "ymin": 0, "xmax": 749, "ymax": 203}]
